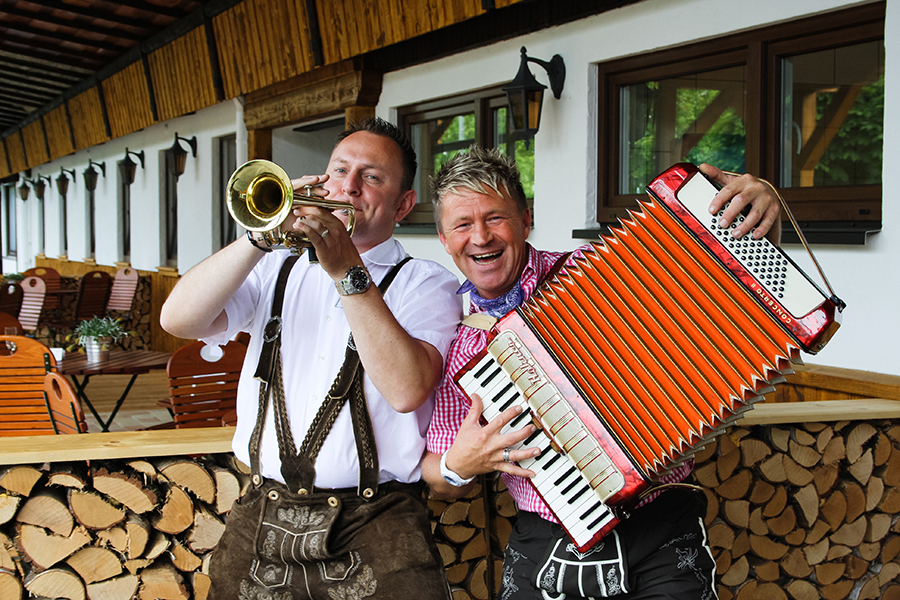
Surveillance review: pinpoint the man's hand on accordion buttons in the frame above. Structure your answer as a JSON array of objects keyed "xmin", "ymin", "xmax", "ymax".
[
  {"xmin": 700, "ymin": 163, "xmax": 782, "ymax": 244},
  {"xmin": 444, "ymin": 394, "xmax": 541, "ymax": 480}
]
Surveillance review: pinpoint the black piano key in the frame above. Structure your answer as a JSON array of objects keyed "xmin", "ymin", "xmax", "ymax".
[
  {"xmin": 474, "ymin": 359, "xmax": 496, "ymax": 380},
  {"xmin": 588, "ymin": 511, "xmax": 610, "ymax": 531},
  {"xmin": 542, "ymin": 451, "xmax": 563, "ymax": 471},
  {"xmin": 579, "ymin": 502, "xmax": 603, "ymax": 521},
  {"xmin": 496, "ymin": 382, "xmax": 518, "ymax": 411},
  {"xmin": 508, "ymin": 407, "xmax": 531, "ymax": 429},
  {"xmin": 566, "ymin": 485, "xmax": 590, "ymax": 505},
  {"xmin": 560, "ymin": 477, "xmax": 582, "ymax": 496},
  {"xmin": 481, "ymin": 365, "xmax": 502, "ymax": 386},
  {"xmin": 554, "ymin": 466, "xmax": 577, "ymax": 487}
]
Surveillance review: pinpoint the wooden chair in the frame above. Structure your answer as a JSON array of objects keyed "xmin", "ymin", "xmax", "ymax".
[
  {"xmin": 18, "ymin": 277, "xmax": 47, "ymax": 333},
  {"xmin": 165, "ymin": 339, "xmax": 247, "ymax": 428},
  {"xmin": 0, "ymin": 312, "xmax": 25, "ymax": 335},
  {"xmin": 24, "ymin": 267, "xmax": 62, "ymax": 311},
  {"xmin": 0, "ymin": 282, "xmax": 23, "ymax": 316},
  {"xmin": 72, "ymin": 271, "xmax": 112, "ymax": 321},
  {"xmin": 43, "ymin": 372, "xmax": 88, "ymax": 434},
  {"xmin": 0, "ymin": 335, "xmax": 59, "ymax": 436},
  {"xmin": 107, "ymin": 267, "xmax": 139, "ymax": 312}
]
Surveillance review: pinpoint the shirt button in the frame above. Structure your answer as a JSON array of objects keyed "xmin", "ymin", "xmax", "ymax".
[
  {"xmin": 326, "ymin": 315, "xmax": 332, "ymax": 322},
  {"xmin": 318, "ymin": 355, "xmax": 325, "ymax": 361}
]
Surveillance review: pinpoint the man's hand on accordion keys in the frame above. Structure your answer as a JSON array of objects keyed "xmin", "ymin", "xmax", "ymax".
[
  {"xmin": 699, "ymin": 163, "xmax": 782, "ymax": 245},
  {"xmin": 444, "ymin": 393, "xmax": 542, "ymax": 481}
]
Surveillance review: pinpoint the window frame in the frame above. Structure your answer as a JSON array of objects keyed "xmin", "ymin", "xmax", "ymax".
[
  {"xmin": 594, "ymin": 2, "xmax": 884, "ymax": 244},
  {"xmin": 397, "ymin": 87, "xmax": 523, "ymax": 231}
]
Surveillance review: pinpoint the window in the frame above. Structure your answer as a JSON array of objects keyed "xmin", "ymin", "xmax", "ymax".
[
  {"xmin": 163, "ymin": 151, "xmax": 179, "ymax": 267},
  {"xmin": 216, "ymin": 134, "xmax": 238, "ymax": 251},
  {"xmin": 4, "ymin": 184, "xmax": 16, "ymax": 257},
  {"xmin": 118, "ymin": 161, "xmax": 132, "ymax": 262},
  {"xmin": 398, "ymin": 88, "xmax": 535, "ymax": 230},
  {"xmin": 86, "ymin": 187, "xmax": 96, "ymax": 258},
  {"xmin": 595, "ymin": 3, "xmax": 884, "ymax": 244}
]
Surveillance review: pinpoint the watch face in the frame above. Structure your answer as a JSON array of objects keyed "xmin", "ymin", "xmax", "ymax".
[{"xmin": 347, "ymin": 266, "xmax": 370, "ymax": 292}]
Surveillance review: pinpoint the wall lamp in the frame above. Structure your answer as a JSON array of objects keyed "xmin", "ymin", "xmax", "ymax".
[
  {"xmin": 170, "ymin": 133, "xmax": 197, "ymax": 179},
  {"xmin": 84, "ymin": 159, "xmax": 106, "ymax": 192},
  {"xmin": 32, "ymin": 175, "xmax": 51, "ymax": 200},
  {"xmin": 57, "ymin": 167, "xmax": 75, "ymax": 196},
  {"xmin": 120, "ymin": 148, "xmax": 145, "ymax": 186},
  {"xmin": 502, "ymin": 46, "xmax": 566, "ymax": 139},
  {"xmin": 17, "ymin": 178, "xmax": 30, "ymax": 201}
]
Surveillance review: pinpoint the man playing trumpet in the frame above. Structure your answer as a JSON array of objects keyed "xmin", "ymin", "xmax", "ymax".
[{"xmin": 161, "ymin": 118, "xmax": 461, "ymax": 599}]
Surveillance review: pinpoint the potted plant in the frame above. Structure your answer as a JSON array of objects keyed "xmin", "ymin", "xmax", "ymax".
[{"xmin": 68, "ymin": 317, "xmax": 130, "ymax": 362}]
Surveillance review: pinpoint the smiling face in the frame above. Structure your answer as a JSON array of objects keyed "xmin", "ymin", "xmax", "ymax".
[
  {"xmin": 438, "ymin": 187, "xmax": 531, "ymax": 299},
  {"xmin": 321, "ymin": 130, "xmax": 416, "ymax": 252}
]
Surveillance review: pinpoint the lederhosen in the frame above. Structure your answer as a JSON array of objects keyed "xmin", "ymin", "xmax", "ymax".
[{"xmin": 208, "ymin": 256, "xmax": 451, "ymax": 600}]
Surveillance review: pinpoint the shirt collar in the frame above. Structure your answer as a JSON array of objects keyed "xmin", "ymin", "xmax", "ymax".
[{"xmin": 458, "ymin": 244, "xmax": 537, "ymax": 317}]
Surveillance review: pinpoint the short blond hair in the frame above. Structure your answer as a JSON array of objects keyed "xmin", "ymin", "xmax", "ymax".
[{"xmin": 431, "ymin": 145, "xmax": 528, "ymax": 231}]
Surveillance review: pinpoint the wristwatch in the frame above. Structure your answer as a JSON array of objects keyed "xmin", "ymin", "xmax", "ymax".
[
  {"xmin": 440, "ymin": 452, "xmax": 475, "ymax": 487},
  {"xmin": 335, "ymin": 265, "xmax": 372, "ymax": 296}
]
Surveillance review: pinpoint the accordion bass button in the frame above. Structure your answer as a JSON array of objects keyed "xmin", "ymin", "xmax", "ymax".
[
  {"xmin": 328, "ymin": 496, "xmax": 340, "ymax": 507},
  {"xmin": 268, "ymin": 490, "xmax": 280, "ymax": 500}
]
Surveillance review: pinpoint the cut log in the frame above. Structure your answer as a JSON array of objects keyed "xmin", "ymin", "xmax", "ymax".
[
  {"xmin": 69, "ymin": 489, "xmax": 126, "ymax": 530},
  {"xmin": 96, "ymin": 526, "xmax": 128, "ymax": 554},
  {"xmin": 461, "ymin": 532, "xmax": 487, "ymax": 562},
  {"xmin": 0, "ymin": 465, "xmax": 42, "ymax": 496},
  {"xmin": 786, "ymin": 579, "xmax": 818, "ymax": 600},
  {"xmin": 126, "ymin": 516, "xmax": 150, "ymax": 559},
  {"xmin": 192, "ymin": 572, "xmax": 211, "ymax": 600},
  {"xmin": 17, "ymin": 491, "xmax": 74, "ymax": 536},
  {"xmin": 440, "ymin": 500, "xmax": 471, "ymax": 525},
  {"xmin": 780, "ymin": 547, "xmax": 813, "ymax": 578},
  {"xmin": 723, "ymin": 500, "xmax": 750, "ymax": 529},
  {"xmin": 717, "ymin": 470, "xmax": 751, "ymax": 500},
  {"xmin": 468, "ymin": 496, "xmax": 486, "ymax": 529},
  {"xmin": 812, "ymin": 464, "xmax": 840, "ymax": 496},
  {"xmin": 749, "ymin": 480, "xmax": 775, "ymax": 505},
  {"xmin": 748, "ymin": 534, "xmax": 788, "ymax": 560},
  {"xmin": 845, "ymin": 483, "xmax": 867, "ymax": 521},
  {"xmin": 138, "ymin": 563, "xmax": 189, "ymax": 600},
  {"xmin": 784, "ymin": 527, "xmax": 806, "ymax": 546},
  {"xmin": 17, "ymin": 524, "xmax": 91, "ymax": 571},
  {"xmin": 733, "ymin": 529, "xmax": 750, "ymax": 558},
  {"xmin": 769, "ymin": 427, "xmax": 790, "ymax": 453},
  {"xmin": 865, "ymin": 512, "xmax": 893, "ymax": 542},
  {"xmin": 0, "ymin": 493, "xmax": 21, "ymax": 525},
  {"xmin": 170, "ymin": 540, "xmax": 202, "ymax": 572},
  {"xmin": 156, "ymin": 460, "xmax": 216, "ymax": 504},
  {"xmin": 754, "ymin": 582, "xmax": 787, "ymax": 600},
  {"xmin": 880, "ymin": 563, "xmax": 900, "ymax": 587},
  {"xmin": 849, "ymin": 447, "xmax": 874, "ymax": 485},
  {"xmin": 85, "ymin": 573, "xmax": 140, "ymax": 600},
  {"xmin": 879, "ymin": 487, "xmax": 900, "ymax": 514},
  {"xmin": 845, "ymin": 555, "xmax": 870, "ymax": 580},
  {"xmin": 126, "ymin": 461, "xmax": 158, "ymax": 479},
  {"xmin": 749, "ymin": 507, "xmax": 768, "ymax": 536},
  {"xmin": 825, "ymin": 544, "xmax": 851, "ymax": 561},
  {"xmin": 436, "ymin": 542, "xmax": 456, "ymax": 567},
  {"xmin": 822, "ymin": 436, "xmax": 846, "ymax": 466},
  {"xmin": 783, "ymin": 455, "xmax": 814, "ymax": 487},
  {"xmin": 791, "ymin": 428, "xmax": 816, "ymax": 447},
  {"xmin": 719, "ymin": 555, "xmax": 749, "ymax": 586},
  {"xmin": 804, "ymin": 538, "xmax": 829, "ymax": 565},
  {"xmin": 815, "ymin": 427, "xmax": 834, "ymax": 453},
  {"xmin": 875, "ymin": 432, "xmax": 893, "ymax": 466},
  {"xmin": 693, "ymin": 462, "xmax": 719, "ymax": 488},
  {"xmin": 789, "ymin": 439, "xmax": 820, "ymax": 468},
  {"xmin": 24, "ymin": 566, "xmax": 85, "ymax": 600},
  {"xmin": 210, "ymin": 466, "xmax": 241, "ymax": 514},
  {"xmin": 186, "ymin": 505, "xmax": 225, "ymax": 553},
  {"xmin": 715, "ymin": 548, "xmax": 732, "ymax": 578},
  {"xmin": 805, "ymin": 520, "xmax": 831, "ymax": 545},
  {"xmin": 718, "ymin": 443, "xmax": 741, "ymax": 481},
  {"xmin": 753, "ymin": 559, "xmax": 780, "ymax": 581},
  {"xmin": 820, "ymin": 490, "xmax": 847, "ymax": 531},
  {"xmin": 144, "ymin": 530, "xmax": 170, "ymax": 561},
  {"xmin": 794, "ymin": 484, "xmax": 819, "ymax": 527},
  {"xmin": 443, "ymin": 524, "xmax": 476, "ymax": 544},
  {"xmin": 846, "ymin": 423, "xmax": 877, "ymax": 463},
  {"xmin": 152, "ymin": 485, "xmax": 194, "ymax": 535},
  {"xmin": 858, "ymin": 541, "xmax": 881, "ymax": 562},
  {"xmin": 67, "ymin": 546, "xmax": 123, "ymax": 584},
  {"xmin": 1, "ymin": 531, "xmax": 21, "ymax": 573},
  {"xmin": 123, "ymin": 558, "xmax": 153, "ymax": 575},
  {"xmin": 469, "ymin": 558, "xmax": 489, "ymax": 600},
  {"xmin": 0, "ymin": 570, "xmax": 22, "ymax": 600},
  {"xmin": 815, "ymin": 562, "xmax": 846, "ymax": 586},
  {"xmin": 47, "ymin": 465, "xmax": 88, "ymax": 489},
  {"xmin": 92, "ymin": 468, "xmax": 158, "ymax": 514},
  {"xmin": 858, "ymin": 576, "xmax": 881, "ymax": 600},
  {"xmin": 830, "ymin": 515, "xmax": 867, "ymax": 547},
  {"xmin": 820, "ymin": 579, "xmax": 854, "ymax": 600},
  {"xmin": 759, "ymin": 453, "xmax": 787, "ymax": 483},
  {"xmin": 495, "ymin": 490, "xmax": 516, "ymax": 517},
  {"xmin": 707, "ymin": 522, "xmax": 735, "ymax": 549},
  {"xmin": 866, "ymin": 476, "xmax": 884, "ymax": 511},
  {"xmin": 882, "ymin": 535, "xmax": 900, "ymax": 563},
  {"xmin": 740, "ymin": 438, "xmax": 771, "ymax": 467},
  {"xmin": 766, "ymin": 506, "xmax": 797, "ymax": 537},
  {"xmin": 763, "ymin": 486, "xmax": 787, "ymax": 517}
]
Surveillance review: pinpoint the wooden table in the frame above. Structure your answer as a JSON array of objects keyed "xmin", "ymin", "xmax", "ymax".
[{"xmin": 58, "ymin": 350, "xmax": 172, "ymax": 432}]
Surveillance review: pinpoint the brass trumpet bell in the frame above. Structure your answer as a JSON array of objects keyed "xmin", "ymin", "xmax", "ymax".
[{"xmin": 226, "ymin": 159, "xmax": 355, "ymax": 252}]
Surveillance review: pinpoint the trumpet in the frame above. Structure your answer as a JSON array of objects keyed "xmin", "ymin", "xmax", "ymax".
[{"xmin": 226, "ymin": 159, "xmax": 355, "ymax": 255}]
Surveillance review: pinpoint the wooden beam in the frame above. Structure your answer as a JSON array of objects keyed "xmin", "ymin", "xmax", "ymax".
[
  {"xmin": 0, "ymin": 428, "xmax": 234, "ymax": 466},
  {"xmin": 344, "ymin": 105, "xmax": 375, "ymax": 128},
  {"xmin": 740, "ymin": 399, "xmax": 900, "ymax": 425},
  {"xmin": 247, "ymin": 128, "xmax": 273, "ymax": 161}
]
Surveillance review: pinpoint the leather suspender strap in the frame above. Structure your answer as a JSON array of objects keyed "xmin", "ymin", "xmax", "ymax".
[
  {"xmin": 249, "ymin": 255, "xmax": 300, "ymax": 480},
  {"xmin": 249, "ymin": 255, "xmax": 413, "ymax": 499}
]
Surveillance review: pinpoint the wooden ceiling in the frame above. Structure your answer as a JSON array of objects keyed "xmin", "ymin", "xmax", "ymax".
[{"xmin": 0, "ymin": 0, "xmax": 637, "ymax": 178}]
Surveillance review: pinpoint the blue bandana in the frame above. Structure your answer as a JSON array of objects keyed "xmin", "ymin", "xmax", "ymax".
[{"xmin": 458, "ymin": 280, "xmax": 525, "ymax": 318}]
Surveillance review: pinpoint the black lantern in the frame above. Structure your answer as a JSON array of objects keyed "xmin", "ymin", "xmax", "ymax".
[
  {"xmin": 17, "ymin": 179, "xmax": 30, "ymax": 201},
  {"xmin": 33, "ymin": 175, "xmax": 51, "ymax": 200},
  {"xmin": 170, "ymin": 133, "xmax": 197, "ymax": 179},
  {"xmin": 120, "ymin": 148, "xmax": 145, "ymax": 186},
  {"xmin": 502, "ymin": 46, "xmax": 566, "ymax": 139},
  {"xmin": 84, "ymin": 159, "xmax": 106, "ymax": 192},
  {"xmin": 57, "ymin": 167, "xmax": 75, "ymax": 196}
]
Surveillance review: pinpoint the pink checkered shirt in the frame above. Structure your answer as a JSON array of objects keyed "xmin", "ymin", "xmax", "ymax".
[{"xmin": 427, "ymin": 245, "xmax": 693, "ymax": 523}]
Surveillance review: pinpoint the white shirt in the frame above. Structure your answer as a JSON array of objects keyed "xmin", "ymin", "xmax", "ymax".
[{"xmin": 204, "ymin": 238, "xmax": 463, "ymax": 488}]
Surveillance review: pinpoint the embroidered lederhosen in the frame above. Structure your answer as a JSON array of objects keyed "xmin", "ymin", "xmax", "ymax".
[{"xmin": 208, "ymin": 256, "xmax": 451, "ymax": 600}]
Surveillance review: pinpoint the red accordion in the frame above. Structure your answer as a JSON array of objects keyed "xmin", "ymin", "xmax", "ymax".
[{"xmin": 456, "ymin": 163, "xmax": 844, "ymax": 551}]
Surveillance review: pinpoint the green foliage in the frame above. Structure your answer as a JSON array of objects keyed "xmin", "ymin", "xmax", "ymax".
[{"xmin": 69, "ymin": 317, "xmax": 130, "ymax": 344}]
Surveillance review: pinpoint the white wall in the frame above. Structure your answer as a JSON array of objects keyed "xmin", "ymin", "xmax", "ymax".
[
  {"xmin": 7, "ymin": 0, "xmax": 895, "ymax": 377},
  {"xmin": 378, "ymin": 0, "xmax": 898, "ymax": 376}
]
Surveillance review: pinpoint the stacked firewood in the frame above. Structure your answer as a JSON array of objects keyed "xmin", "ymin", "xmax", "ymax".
[
  {"xmin": 691, "ymin": 419, "xmax": 900, "ymax": 600},
  {"xmin": 0, "ymin": 454, "xmax": 248, "ymax": 600}
]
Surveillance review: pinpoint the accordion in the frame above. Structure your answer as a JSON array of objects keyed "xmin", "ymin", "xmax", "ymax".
[{"xmin": 455, "ymin": 163, "xmax": 844, "ymax": 551}]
